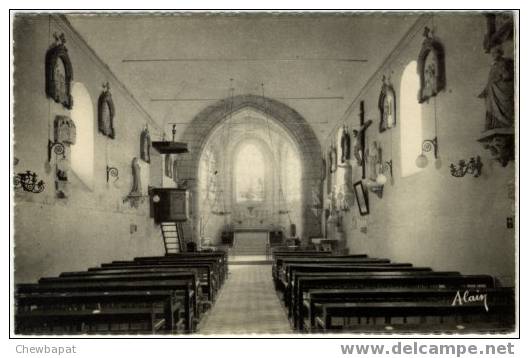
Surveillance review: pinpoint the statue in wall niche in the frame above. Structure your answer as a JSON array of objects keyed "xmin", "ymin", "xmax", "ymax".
[
  {"xmin": 366, "ymin": 141, "xmax": 381, "ymax": 182},
  {"xmin": 45, "ymin": 33, "xmax": 73, "ymax": 109},
  {"xmin": 477, "ymin": 46, "xmax": 515, "ymax": 167},
  {"xmin": 130, "ymin": 157, "xmax": 142, "ymax": 196},
  {"xmin": 54, "ymin": 115, "xmax": 76, "ymax": 145},
  {"xmin": 340, "ymin": 125, "xmax": 351, "ymax": 163},
  {"xmin": 140, "ymin": 127, "xmax": 151, "ymax": 163},
  {"xmin": 351, "ymin": 129, "xmax": 366, "ymax": 168},
  {"xmin": 98, "ymin": 82, "xmax": 116, "ymax": 139}
]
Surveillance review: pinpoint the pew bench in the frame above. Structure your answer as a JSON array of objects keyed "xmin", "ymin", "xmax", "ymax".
[
  {"xmin": 15, "ymin": 290, "xmax": 183, "ymax": 334},
  {"xmin": 303, "ymin": 287, "xmax": 514, "ymax": 333},
  {"xmin": 291, "ymin": 274, "xmax": 494, "ymax": 330},
  {"xmin": 20, "ymin": 275, "xmax": 196, "ymax": 332},
  {"xmin": 313, "ymin": 293, "xmax": 514, "ymax": 333}
]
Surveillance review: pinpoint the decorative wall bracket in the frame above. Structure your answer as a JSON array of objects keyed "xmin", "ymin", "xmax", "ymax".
[
  {"xmin": 416, "ymin": 137, "xmax": 439, "ymax": 168},
  {"xmin": 14, "ymin": 171, "xmax": 45, "ymax": 193},
  {"xmin": 368, "ymin": 160, "xmax": 393, "ymax": 199},
  {"xmin": 48, "ymin": 140, "xmax": 66, "ymax": 162},
  {"xmin": 450, "ymin": 156, "xmax": 483, "ymax": 178},
  {"xmin": 106, "ymin": 166, "xmax": 119, "ymax": 183}
]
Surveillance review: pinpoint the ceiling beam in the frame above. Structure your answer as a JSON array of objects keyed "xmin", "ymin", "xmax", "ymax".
[
  {"xmin": 123, "ymin": 57, "xmax": 367, "ymax": 63},
  {"xmin": 151, "ymin": 96, "xmax": 344, "ymax": 102}
]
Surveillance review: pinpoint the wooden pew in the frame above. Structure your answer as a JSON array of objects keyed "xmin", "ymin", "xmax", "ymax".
[
  {"xmin": 292, "ymin": 274, "xmax": 495, "ymax": 330},
  {"xmin": 59, "ymin": 266, "xmax": 215, "ymax": 314},
  {"xmin": 289, "ymin": 270, "xmax": 463, "ymax": 327},
  {"xmin": 130, "ymin": 255, "xmax": 227, "ymax": 285},
  {"xmin": 16, "ymin": 279, "xmax": 194, "ymax": 333},
  {"xmin": 137, "ymin": 252, "xmax": 228, "ymax": 283},
  {"xmin": 282, "ymin": 265, "xmax": 437, "ymax": 308},
  {"xmin": 281, "ymin": 263, "xmax": 416, "ymax": 291},
  {"xmin": 108, "ymin": 258, "xmax": 224, "ymax": 288},
  {"xmin": 83, "ymin": 263, "xmax": 217, "ymax": 303},
  {"xmin": 313, "ymin": 288, "xmax": 514, "ymax": 333},
  {"xmin": 31, "ymin": 273, "xmax": 198, "ymax": 332},
  {"xmin": 273, "ymin": 257, "xmax": 390, "ymax": 288},
  {"xmin": 303, "ymin": 287, "xmax": 514, "ymax": 333},
  {"xmin": 15, "ymin": 290, "xmax": 182, "ymax": 334}
]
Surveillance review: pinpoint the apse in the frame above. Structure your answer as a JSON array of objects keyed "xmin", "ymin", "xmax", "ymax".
[{"xmin": 197, "ymin": 107, "xmax": 302, "ymax": 246}]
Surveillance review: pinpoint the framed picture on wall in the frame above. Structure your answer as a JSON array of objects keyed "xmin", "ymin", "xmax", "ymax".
[
  {"xmin": 417, "ymin": 27, "xmax": 446, "ymax": 104},
  {"xmin": 353, "ymin": 181, "xmax": 369, "ymax": 216}
]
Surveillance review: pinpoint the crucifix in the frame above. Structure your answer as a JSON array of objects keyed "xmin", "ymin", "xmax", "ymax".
[{"xmin": 352, "ymin": 101, "xmax": 373, "ymax": 179}]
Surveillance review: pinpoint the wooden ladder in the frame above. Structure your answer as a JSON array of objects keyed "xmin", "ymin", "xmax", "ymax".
[{"xmin": 161, "ymin": 222, "xmax": 185, "ymax": 254}]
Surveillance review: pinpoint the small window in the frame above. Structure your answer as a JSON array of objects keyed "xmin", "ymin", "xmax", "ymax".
[
  {"xmin": 70, "ymin": 82, "xmax": 95, "ymax": 189},
  {"xmin": 234, "ymin": 142, "xmax": 265, "ymax": 203},
  {"xmin": 400, "ymin": 61, "xmax": 423, "ymax": 177}
]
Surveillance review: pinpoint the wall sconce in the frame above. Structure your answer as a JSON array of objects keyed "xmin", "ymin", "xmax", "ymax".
[
  {"xmin": 14, "ymin": 170, "xmax": 45, "ymax": 193},
  {"xmin": 368, "ymin": 160, "xmax": 393, "ymax": 198},
  {"xmin": 450, "ymin": 156, "xmax": 483, "ymax": 178},
  {"xmin": 48, "ymin": 140, "xmax": 65, "ymax": 162},
  {"xmin": 416, "ymin": 137, "xmax": 438, "ymax": 168},
  {"xmin": 106, "ymin": 166, "xmax": 119, "ymax": 183}
]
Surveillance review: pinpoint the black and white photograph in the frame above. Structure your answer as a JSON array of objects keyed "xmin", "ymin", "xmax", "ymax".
[{"xmin": 9, "ymin": 8, "xmax": 519, "ymax": 343}]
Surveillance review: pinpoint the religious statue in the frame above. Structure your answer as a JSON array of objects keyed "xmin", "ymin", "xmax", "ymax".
[
  {"xmin": 479, "ymin": 47, "xmax": 514, "ymax": 131},
  {"xmin": 417, "ymin": 27, "xmax": 446, "ymax": 104},
  {"xmin": 129, "ymin": 157, "xmax": 142, "ymax": 196},
  {"xmin": 329, "ymin": 144, "xmax": 337, "ymax": 173},
  {"xmin": 45, "ymin": 33, "xmax": 73, "ymax": 109},
  {"xmin": 351, "ymin": 129, "xmax": 362, "ymax": 167},
  {"xmin": 54, "ymin": 115, "xmax": 76, "ymax": 145},
  {"xmin": 98, "ymin": 82, "xmax": 115, "ymax": 139},
  {"xmin": 366, "ymin": 141, "xmax": 381, "ymax": 182},
  {"xmin": 340, "ymin": 125, "xmax": 351, "ymax": 163},
  {"xmin": 140, "ymin": 127, "xmax": 151, "ymax": 163},
  {"xmin": 477, "ymin": 46, "xmax": 515, "ymax": 167}
]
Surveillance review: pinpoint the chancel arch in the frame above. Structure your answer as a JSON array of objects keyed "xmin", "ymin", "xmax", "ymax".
[{"xmin": 183, "ymin": 95, "xmax": 322, "ymax": 243}]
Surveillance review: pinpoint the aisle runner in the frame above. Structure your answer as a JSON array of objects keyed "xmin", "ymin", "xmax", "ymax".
[{"xmin": 199, "ymin": 265, "xmax": 292, "ymax": 334}]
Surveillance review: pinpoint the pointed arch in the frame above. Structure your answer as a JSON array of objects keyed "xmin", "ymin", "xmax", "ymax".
[{"xmin": 177, "ymin": 94, "xmax": 322, "ymax": 240}]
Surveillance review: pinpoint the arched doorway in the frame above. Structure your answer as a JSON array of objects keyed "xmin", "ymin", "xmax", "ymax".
[{"xmin": 178, "ymin": 95, "xmax": 322, "ymax": 244}]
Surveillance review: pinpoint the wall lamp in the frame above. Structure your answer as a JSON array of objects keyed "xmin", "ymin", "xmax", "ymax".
[
  {"xmin": 369, "ymin": 160, "xmax": 393, "ymax": 198},
  {"xmin": 106, "ymin": 166, "xmax": 119, "ymax": 183},
  {"xmin": 450, "ymin": 156, "xmax": 483, "ymax": 178},
  {"xmin": 416, "ymin": 137, "xmax": 438, "ymax": 168},
  {"xmin": 14, "ymin": 170, "xmax": 45, "ymax": 193}
]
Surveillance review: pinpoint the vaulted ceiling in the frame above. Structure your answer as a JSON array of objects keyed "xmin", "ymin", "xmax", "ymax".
[{"xmin": 67, "ymin": 12, "xmax": 420, "ymax": 142}]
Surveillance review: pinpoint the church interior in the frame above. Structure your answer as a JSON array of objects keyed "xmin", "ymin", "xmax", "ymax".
[{"xmin": 11, "ymin": 12, "xmax": 517, "ymax": 335}]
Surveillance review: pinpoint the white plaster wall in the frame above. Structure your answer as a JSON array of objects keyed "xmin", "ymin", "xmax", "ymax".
[
  {"xmin": 13, "ymin": 15, "xmax": 165, "ymax": 283},
  {"xmin": 325, "ymin": 14, "xmax": 516, "ymax": 285}
]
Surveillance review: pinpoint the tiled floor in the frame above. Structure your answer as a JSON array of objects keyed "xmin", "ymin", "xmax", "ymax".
[{"xmin": 198, "ymin": 264, "xmax": 293, "ymax": 335}]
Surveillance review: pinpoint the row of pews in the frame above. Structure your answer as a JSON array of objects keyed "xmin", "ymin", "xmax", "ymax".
[
  {"xmin": 15, "ymin": 251, "xmax": 227, "ymax": 335},
  {"xmin": 272, "ymin": 249, "xmax": 515, "ymax": 333}
]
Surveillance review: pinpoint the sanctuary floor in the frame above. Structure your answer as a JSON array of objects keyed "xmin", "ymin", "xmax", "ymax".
[{"xmin": 198, "ymin": 264, "xmax": 292, "ymax": 335}]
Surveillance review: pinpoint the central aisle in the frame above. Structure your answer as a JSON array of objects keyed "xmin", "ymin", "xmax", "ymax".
[{"xmin": 198, "ymin": 265, "xmax": 293, "ymax": 334}]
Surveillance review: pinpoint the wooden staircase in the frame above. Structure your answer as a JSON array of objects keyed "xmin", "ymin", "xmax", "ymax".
[{"xmin": 161, "ymin": 222, "xmax": 185, "ymax": 254}]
